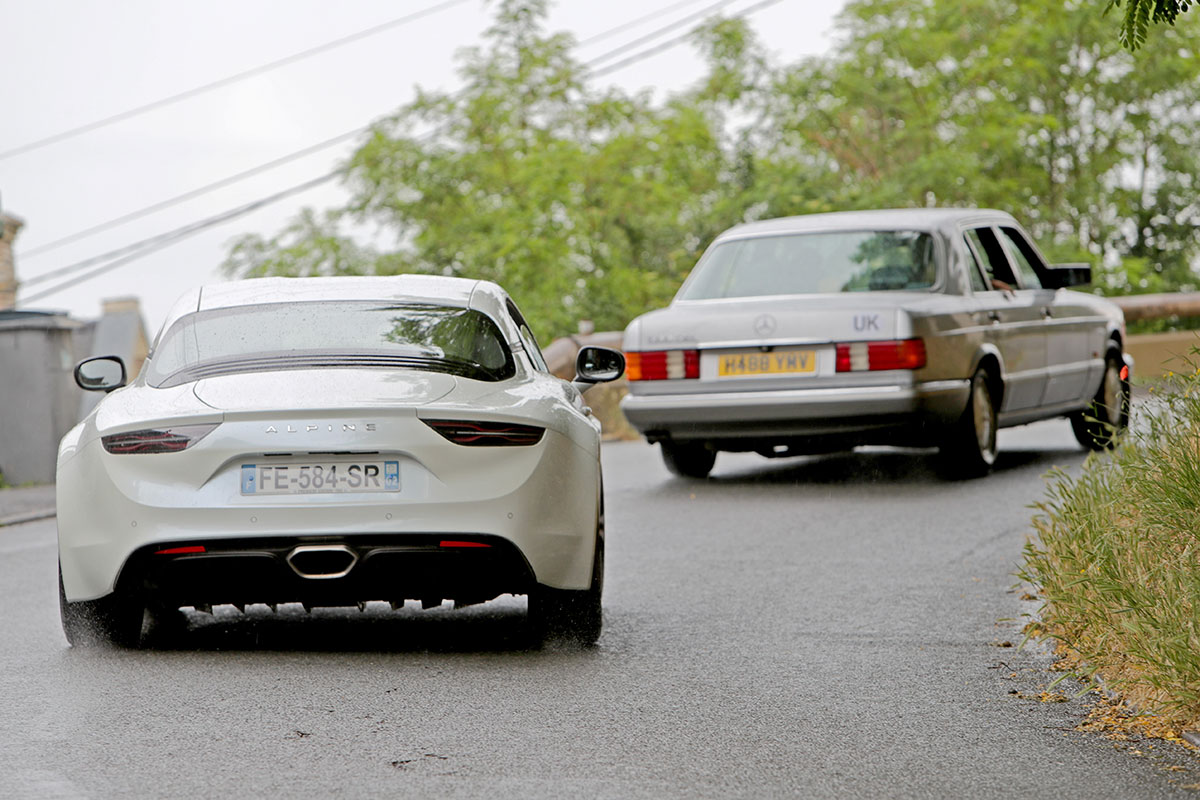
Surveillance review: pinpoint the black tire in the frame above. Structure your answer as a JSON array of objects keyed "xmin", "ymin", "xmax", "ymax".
[
  {"xmin": 1070, "ymin": 353, "xmax": 1130, "ymax": 451},
  {"xmin": 939, "ymin": 367, "xmax": 998, "ymax": 479},
  {"xmin": 661, "ymin": 440, "xmax": 716, "ymax": 478},
  {"xmin": 530, "ymin": 514, "xmax": 604, "ymax": 646},
  {"xmin": 59, "ymin": 567, "xmax": 144, "ymax": 648}
]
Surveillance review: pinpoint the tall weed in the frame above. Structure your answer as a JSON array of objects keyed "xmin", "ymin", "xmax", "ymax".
[{"xmin": 1022, "ymin": 367, "xmax": 1200, "ymax": 725}]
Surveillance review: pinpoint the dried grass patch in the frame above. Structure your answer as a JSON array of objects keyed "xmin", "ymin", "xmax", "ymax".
[{"xmin": 1021, "ymin": 376, "xmax": 1200, "ymax": 736}]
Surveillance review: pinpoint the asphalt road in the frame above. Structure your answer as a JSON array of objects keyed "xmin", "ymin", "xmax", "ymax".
[{"xmin": 1, "ymin": 419, "xmax": 1196, "ymax": 798}]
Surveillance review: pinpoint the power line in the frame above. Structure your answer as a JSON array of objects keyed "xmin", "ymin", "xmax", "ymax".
[
  {"xmin": 21, "ymin": 0, "xmax": 779, "ymax": 304},
  {"xmin": 21, "ymin": 127, "xmax": 363, "ymax": 260},
  {"xmin": 583, "ymin": 0, "xmax": 740, "ymax": 69},
  {"xmin": 576, "ymin": 0, "xmax": 713, "ymax": 47},
  {"xmin": 0, "ymin": 0, "xmax": 471, "ymax": 162},
  {"xmin": 20, "ymin": 173, "xmax": 337, "ymax": 304},
  {"xmin": 592, "ymin": 0, "xmax": 782, "ymax": 78},
  {"xmin": 20, "ymin": 0, "xmax": 748, "ymax": 264}
]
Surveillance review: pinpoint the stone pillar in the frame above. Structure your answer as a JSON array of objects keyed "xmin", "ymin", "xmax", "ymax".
[{"xmin": 0, "ymin": 213, "xmax": 24, "ymax": 311}]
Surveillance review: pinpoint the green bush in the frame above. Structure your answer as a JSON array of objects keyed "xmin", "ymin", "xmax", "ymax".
[{"xmin": 1021, "ymin": 365, "xmax": 1200, "ymax": 726}]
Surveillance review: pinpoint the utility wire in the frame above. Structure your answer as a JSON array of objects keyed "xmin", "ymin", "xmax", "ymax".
[
  {"xmin": 20, "ymin": 127, "xmax": 363, "ymax": 260},
  {"xmin": 576, "ymin": 0, "xmax": 712, "ymax": 47},
  {"xmin": 583, "ymin": 0, "xmax": 740, "ymax": 69},
  {"xmin": 20, "ymin": 173, "xmax": 336, "ymax": 303},
  {"xmin": 22, "ymin": 0, "xmax": 778, "ymax": 303},
  {"xmin": 22, "ymin": 0, "xmax": 730, "ymax": 262},
  {"xmin": 0, "ymin": 0, "xmax": 471, "ymax": 162},
  {"xmin": 592, "ymin": 0, "xmax": 781, "ymax": 77}
]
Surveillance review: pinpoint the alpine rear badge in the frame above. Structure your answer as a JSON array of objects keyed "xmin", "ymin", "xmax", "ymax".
[{"xmin": 265, "ymin": 423, "xmax": 377, "ymax": 433}]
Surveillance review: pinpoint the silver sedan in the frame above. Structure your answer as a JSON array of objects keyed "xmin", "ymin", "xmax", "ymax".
[{"xmin": 621, "ymin": 209, "xmax": 1131, "ymax": 478}]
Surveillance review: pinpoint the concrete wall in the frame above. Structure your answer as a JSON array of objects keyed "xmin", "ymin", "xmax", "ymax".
[{"xmin": 0, "ymin": 313, "xmax": 85, "ymax": 485}]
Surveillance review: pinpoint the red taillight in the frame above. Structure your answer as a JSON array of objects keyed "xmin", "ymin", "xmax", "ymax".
[
  {"xmin": 101, "ymin": 424, "xmax": 218, "ymax": 454},
  {"xmin": 835, "ymin": 339, "xmax": 926, "ymax": 372},
  {"xmin": 423, "ymin": 419, "xmax": 545, "ymax": 446},
  {"xmin": 155, "ymin": 546, "xmax": 206, "ymax": 555},
  {"xmin": 626, "ymin": 350, "xmax": 700, "ymax": 381},
  {"xmin": 439, "ymin": 540, "xmax": 492, "ymax": 548}
]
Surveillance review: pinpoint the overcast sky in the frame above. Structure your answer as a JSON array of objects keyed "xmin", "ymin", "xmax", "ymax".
[{"xmin": 0, "ymin": 0, "xmax": 845, "ymax": 334}]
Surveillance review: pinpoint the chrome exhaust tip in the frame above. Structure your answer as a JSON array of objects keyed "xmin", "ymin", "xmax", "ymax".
[{"xmin": 286, "ymin": 544, "xmax": 358, "ymax": 579}]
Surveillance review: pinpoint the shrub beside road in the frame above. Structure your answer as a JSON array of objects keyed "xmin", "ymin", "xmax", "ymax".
[{"xmin": 1022, "ymin": 368, "xmax": 1200, "ymax": 730}]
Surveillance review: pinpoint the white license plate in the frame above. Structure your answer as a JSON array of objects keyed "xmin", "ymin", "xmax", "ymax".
[{"xmin": 240, "ymin": 461, "xmax": 400, "ymax": 495}]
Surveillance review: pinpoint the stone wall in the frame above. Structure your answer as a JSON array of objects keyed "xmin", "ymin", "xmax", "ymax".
[{"xmin": 0, "ymin": 312, "xmax": 86, "ymax": 485}]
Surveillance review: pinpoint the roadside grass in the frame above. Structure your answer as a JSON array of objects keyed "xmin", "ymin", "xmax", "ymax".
[{"xmin": 1021, "ymin": 365, "xmax": 1200, "ymax": 731}]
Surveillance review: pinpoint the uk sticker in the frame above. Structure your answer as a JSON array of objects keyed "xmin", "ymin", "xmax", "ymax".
[
  {"xmin": 384, "ymin": 461, "xmax": 400, "ymax": 491},
  {"xmin": 241, "ymin": 465, "xmax": 257, "ymax": 494}
]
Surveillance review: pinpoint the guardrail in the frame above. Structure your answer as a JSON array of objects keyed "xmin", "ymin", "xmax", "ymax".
[{"xmin": 1112, "ymin": 292, "xmax": 1200, "ymax": 323}]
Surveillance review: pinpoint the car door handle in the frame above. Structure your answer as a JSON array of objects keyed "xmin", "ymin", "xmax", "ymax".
[
  {"xmin": 987, "ymin": 311, "xmax": 1001, "ymax": 324},
  {"xmin": 1041, "ymin": 307, "xmax": 1053, "ymax": 319}
]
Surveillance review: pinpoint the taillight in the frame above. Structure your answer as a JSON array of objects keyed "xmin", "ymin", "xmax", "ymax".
[
  {"xmin": 155, "ymin": 546, "xmax": 206, "ymax": 555},
  {"xmin": 423, "ymin": 419, "xmax": 545, "ymax": 446},
  {"xmin": 439, "ymin": 540, "xmax": 492, "ymax": 548},
  {"xmin": 626, "ymin": 350, "xmax": 700, "ymax": 381},
  {"xmin": 101, "ymin": 424, "xmax": 218, "ymax": 454},
  {"xmin": 835, "ymin": 339, "xmax": 926, "ymax": 372}
]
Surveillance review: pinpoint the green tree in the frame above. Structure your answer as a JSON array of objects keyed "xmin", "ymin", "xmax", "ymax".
[
  {"xmin": 1108, "ymin": 0, "xmax": 1194, "ymax": 49},
  {"xmin": 764, "ymin": 0, "xmax": 1200, "ymax": 294},
  {"xmin": 224, "ymin": 1, "xmax": 779, "ymax": 342},
  {"xmin": 226, "ymin": 0, "xmax": 1200, "ymax": 341}
]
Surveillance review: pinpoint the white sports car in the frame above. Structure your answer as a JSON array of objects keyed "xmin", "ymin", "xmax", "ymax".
[{"xmin": 58, "ymin": 275, "xmax": 624, "ymax": 647}]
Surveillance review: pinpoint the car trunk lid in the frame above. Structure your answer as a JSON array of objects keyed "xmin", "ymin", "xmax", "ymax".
[
  {"xmin": 635, "ymin": 294, "xmax": 925, "ymax": 349},
  {"xmin": 626, "ymin": 295, "xmax": 931, "ymax": 394}
]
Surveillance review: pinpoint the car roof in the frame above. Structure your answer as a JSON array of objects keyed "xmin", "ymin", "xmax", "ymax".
[{"xmin": 716, "ymin": 208, "xmax": 1018, "ymax": 241}]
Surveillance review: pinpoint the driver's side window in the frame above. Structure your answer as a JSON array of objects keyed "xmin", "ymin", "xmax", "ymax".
[
  {"xmin": 965, "ymin": 227, "xmax": 1018, "ymax": 292},
  {"xmin": 998, "ymin": 227, "xmax": 1044, "ymax": 290}
]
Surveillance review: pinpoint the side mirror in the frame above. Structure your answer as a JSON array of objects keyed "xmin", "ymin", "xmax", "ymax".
[
  {"xmin": 573, "ymin": 346, "xmax": 625, "ymax": 392},
  {"xmin": 74, "ymin": 356, "xmax": 127, "ymax": 393},
  {"xmin": 1043, "ymin": 262, "xmax": 1092, "ymax": 289}
]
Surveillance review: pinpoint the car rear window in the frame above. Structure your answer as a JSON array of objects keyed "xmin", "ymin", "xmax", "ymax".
[
  {"xmin": 678, "ymin": 231, "xmax": 938, "ymax": 300},
  {"xmin": 146, "ymin": 301, "xmax": 514, "ymax": 387}
]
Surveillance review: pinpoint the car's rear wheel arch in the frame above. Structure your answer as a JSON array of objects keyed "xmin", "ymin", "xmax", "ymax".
[{"xmin": 970, "ymin": 351, "xmax": 1004, "ymax": 415}]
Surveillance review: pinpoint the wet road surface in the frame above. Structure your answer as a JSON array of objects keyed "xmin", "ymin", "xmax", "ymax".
[{"xmin": 1, "ymin": 419, "xmax": 1196, "ymax": 798}]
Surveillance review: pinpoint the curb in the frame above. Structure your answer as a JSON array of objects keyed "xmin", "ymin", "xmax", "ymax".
[{"xmin": 0, "ymin": 509, "xmax": 56, "ymax": 527}]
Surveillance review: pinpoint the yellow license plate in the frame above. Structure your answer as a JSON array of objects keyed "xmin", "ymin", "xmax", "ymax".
[{"xmin": 718, "ymin": 350, "xmax": 817, "ymax": 377}]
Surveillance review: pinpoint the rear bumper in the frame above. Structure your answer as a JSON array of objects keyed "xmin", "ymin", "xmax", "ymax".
[
  {"xmin": 621, "ymin": 379, "xmax": 969, "ymax": 442},
  {"xmin": 57, "ymin": 429, "xmax": 600, "ymax": 602},
  {"xmin": 125, "ymin": 534, "xmax": 535, "ymax": 609}
]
